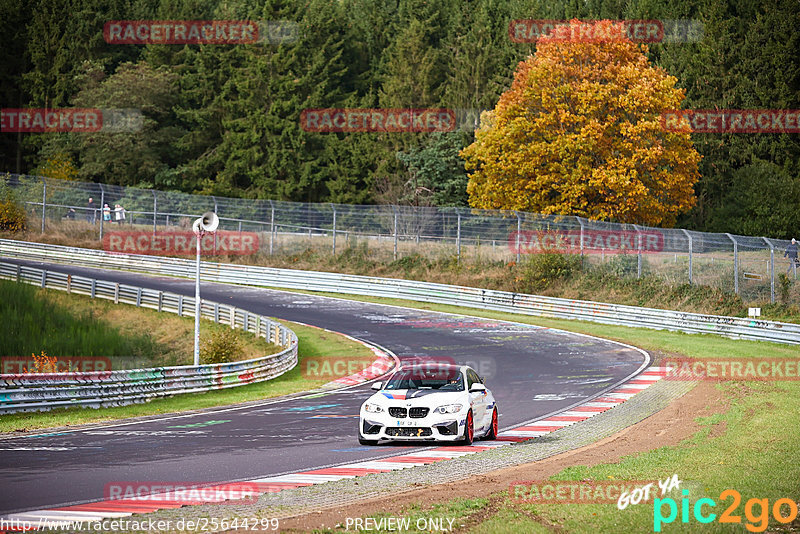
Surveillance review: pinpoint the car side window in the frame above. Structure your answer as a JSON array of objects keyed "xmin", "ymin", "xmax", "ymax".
[{"xmin": 466, "ymin": 369, "xmax": 479, "ymax": 389}]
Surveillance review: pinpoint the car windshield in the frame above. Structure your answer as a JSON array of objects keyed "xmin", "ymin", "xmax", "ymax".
[{"xmin": 383, "ymin": 367, "xmax": 464, "ymax": 391}]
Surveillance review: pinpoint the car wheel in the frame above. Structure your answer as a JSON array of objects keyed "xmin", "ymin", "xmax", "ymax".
[
  {"xmin": 484, "ymin": 406, "xmax": 498, "ymax": 440},
  {"xmin": 459, "ymin": 410, "xmax": 474, "ymax": 445},
  {"xmin": 358, "ymin": 434, "xmax": 378, "ymax": 446}
]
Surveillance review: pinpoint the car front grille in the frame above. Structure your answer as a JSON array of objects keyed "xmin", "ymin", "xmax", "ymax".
[
  {"xmin": 388, "ymin": 407, "xmax": 407, "ymax": 418},
  {"xmin": 409, "ymin": 407, "xmax": 429, "ymax": 418},
  {"xmin": 386, "ymin": 427, "xmax": 432, "ymax": 437}
]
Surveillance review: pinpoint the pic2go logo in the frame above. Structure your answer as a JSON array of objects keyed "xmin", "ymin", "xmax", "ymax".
[{"xmin": 654, "ymin": 489, "xmax": 799, "ymax": 532}]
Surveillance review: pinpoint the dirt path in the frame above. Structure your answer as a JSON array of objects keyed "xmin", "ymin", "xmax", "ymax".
[{"xmin": 279, "ymin": 381, "xmax": 724, "ymax": 532}]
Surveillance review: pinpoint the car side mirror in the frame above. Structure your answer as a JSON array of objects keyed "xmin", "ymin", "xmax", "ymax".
[
  {"xmin": 371, "ymin": 382, "xmax": 382, "ymax": 391},
  {"xmin": 469, "ymin": 383, "xmax": 486, "ymax": 393}
]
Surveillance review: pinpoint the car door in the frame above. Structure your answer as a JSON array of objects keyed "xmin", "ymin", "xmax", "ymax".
[{"xmin": 467, "ymin": 368, "xmax": 488, "ymax": 430}]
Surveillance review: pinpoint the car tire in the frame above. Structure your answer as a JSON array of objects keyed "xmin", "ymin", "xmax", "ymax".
[
  {"xmin": 484, "ymin": 406, "xmax": 498, "ymax": 440},
  {"xmin": 358, "ymin": 434, "xmax": 378, "ymax": 446},
  {"xmin": 459, "ymin": 410, "xmax": 474, "ymax": 445}
]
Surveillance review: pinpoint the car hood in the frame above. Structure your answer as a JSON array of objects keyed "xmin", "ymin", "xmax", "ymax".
[{"xmin": 366, "ymin": 389, "xmax": 464, "ymax": 405}]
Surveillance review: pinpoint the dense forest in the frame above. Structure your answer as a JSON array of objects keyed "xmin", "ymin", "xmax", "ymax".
[{"xmin": 1, "ymin": 0, "xmax": 798, "ymax": 237}]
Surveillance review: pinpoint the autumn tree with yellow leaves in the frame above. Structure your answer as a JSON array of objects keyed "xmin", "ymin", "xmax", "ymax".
[{"xmin": 461, "ymin": 20, "xmax": 701, "ymax": 226}]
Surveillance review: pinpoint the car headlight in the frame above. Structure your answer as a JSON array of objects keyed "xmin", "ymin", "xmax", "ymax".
[
  {"xmin": 363, "ymin": 403, "xmax": 384, "ymax": 413},
  {"xmin": 433, "ymin": 404, "xmax": 462, "ymax": 414}
]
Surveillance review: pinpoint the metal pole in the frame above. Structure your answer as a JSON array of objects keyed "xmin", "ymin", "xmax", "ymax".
[
  {"xmin": 269, "ymin": 200, "xmax": 275, "ymax": 255},
  {"xmin": 456, "ymin": 211, "xmax": 461, "ymax": 262},
  {"xmin": 152, "ymin": 191, "xmax": 157, "ymax": 237},
  {"xmin": 726, "ymin": 233, "xmax": 739, "ymax": 294},
  {"xmin": 577, "ymin": 217, "xmax": 585, "ymax": 268},
  {"xmin": 40, "ymin": 178, "xmax": 46, "ymax": 233},
  {"xmin": 682, "ymin": 229, "xmax": 692, "ymax": 284},
  {"xmin": 99, "ymin": 185, "xmax": 105, "ymax": 240},
  {"xmin": 762, "ymin": 237, "xmax": 775, "ymax": 303},
  {"xmin": 194, "ymin": 230, "xmax": 201, "ymax": 366},
  {"xmin": 393, "ymin": 208, "xmax": 398, "ymax": 260},
  {"xmin": 515, "ymin": 212, "xmax": 521, "ymax": 263},
  {"xmin": 634, "ymin": 224, "xmax": 643, "ymax": 279},
  {"xmin": 212, "ymin": 196, "xmax": 218, "ymax": 254},
  {"xmin": 331, "ymin": 204, "xmax": 337, "ymax": 255}
]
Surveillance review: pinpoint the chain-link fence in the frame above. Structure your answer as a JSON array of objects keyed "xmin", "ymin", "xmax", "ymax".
[{"xmin": 3, "ymin": 173, "xmax": 798, "ymax": 303}]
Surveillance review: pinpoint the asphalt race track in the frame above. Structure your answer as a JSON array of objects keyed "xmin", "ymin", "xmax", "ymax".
[{"xmin": 0, "ymin": 259, "xmax": 648, "ymax": 515}]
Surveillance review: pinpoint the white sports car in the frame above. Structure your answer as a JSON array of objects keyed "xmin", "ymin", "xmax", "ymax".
[{"xmin": 358, "ymin": 363, "xmax": 498, "ymax": 445}]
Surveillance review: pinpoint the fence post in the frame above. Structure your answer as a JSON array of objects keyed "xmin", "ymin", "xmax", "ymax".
[
  {"xmin": 269, "ymin": 200, "xmax": 275, "ymax": 255},
  {"xmin": 152, "ymin": 191, "xmax": 157, "ymax": 237},
  {"xmin": 212, "ymin": 196, "xmax": 218, "ymax": 254},
  {"xmin": 633, "ymin": 224, "xmax": 643, "ymax": 279},
  {"xmin": 577, "ymin": 217, "xmax": 585, "ymax": 268},
  {"xmin": 393, "ymin": 207, "xmax": 398, "ymax": 261},
  {"xmin": 99, "ymin": 184, "xmax": 105, "ymax": 240},
  {"xmin": 681, "ymin": 229, "xmax": 693, "ymax": 284},
  {"xmin": 726, "ymin": 233, "xmax": 739, "ymax": 294},
  {"xmin": 40, "ymin": 177, "xmax": 46, "ymax": 234},
  {"xmin": 515, "ymin": 212, "xmax": 521, "ymax": 263},
  {"xmin": 763, "ymin": 237, "xmax": 775, "ymax": 303},
  {"xmin": 332, "ymin": 204, "xmax": 337, "ymax": 255},
  {"xmin": 456, "ymin": 210, "xmax": 461, "ymax": 262}
]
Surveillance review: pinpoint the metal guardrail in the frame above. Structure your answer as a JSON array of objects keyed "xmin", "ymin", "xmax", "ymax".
[
  {"xmin": 0, "ymin": 260, "xmax": 298, "ymax": 414},
  {"xmin": 1, "ymin": 239, "xmax": 799, "ymax": 345}
]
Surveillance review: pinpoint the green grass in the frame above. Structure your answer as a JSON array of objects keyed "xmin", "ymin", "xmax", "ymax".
[{"xmin": 0, "ymin": 277, "xmax": 159, "ymax": 359}]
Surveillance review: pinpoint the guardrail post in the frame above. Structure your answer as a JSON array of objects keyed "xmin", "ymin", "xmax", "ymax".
[
  {"xmin": 16, "ymin": 265, "xmax": 21, "ymax": 283},
  {"xmin": 763, "ymin": 237, "xmax": 775, "ymax": 303},
  {"xmin": 136, "ymin": 287, "xmax": 142, "ymax": 307},
  {"xmin": 214, "ymin": 302, "xmax": 219, "ymax": 323},
  {"xmin": 681, "ymin": 229, "xmax": 693, "ymax": 284},
  {"xmin": 243, "ymin": 311, "xmax": 249, "ymax": 332},
  {"xmin": 577, "ymin": 217, "xmax": 585, "ymax": 268},
  {"xmin": 269, "ymin": 200, "xmax": 275, "ymax": 255},
  {"xmin": 230, "ymin": 307, "xmax": 235, "ymax": 328},
  {"xmin": 726, "ymin": 233, "xmax": 739, "ymax": 294},
  {"xmin": 456, "ymin": 210, "xmax": 462, "ymax": 262},
  {"xmin": 178, "ymin": 295, "xmax": 183, "ymax": 316},
  {"xmin": 99, "ymin": 184, "xmax": 105, "ymax": 240},
  {"xmin": 40, "ymin": 177, "xmax": 46, "ymax": 234},
  {"xmin": 393, "ymin": 207, "xmax": 398, "ymax": 260},
  {"xmin": 41, "ymin": 271, "xmax": 46, "ymax": 288},
  {"xmin": 515, "ymin": 212, "xmax": 522, "ymax": 263},
  {"xmin": 91, "ymin": 279, "xmax": 96, "ymax": 298},
  {"xmin": 114, "ymin": 283, "xmax": 119, "ymax": 304},
  {"xmin": 331, "ymin": 204, "xmax": 337, "ymax": 255},
  {"xmin": 158, "ymin": 291, "xmax": 163, "ymax": 312},
  {"xmin": 67, "ymin": 274, "xmax": 71, "ymax": 294}
]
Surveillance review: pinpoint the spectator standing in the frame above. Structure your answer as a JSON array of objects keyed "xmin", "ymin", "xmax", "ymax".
[
  {"xmin": 87, "ymin": 197, "xmax": 96, "ymax": 223},
  {"xmin": 785, "ymin": 238, "xmax": 798, "ymax": 275},
  {"xmin": 114, "ymin": 204, "xmax": 126, "ymax": 224},
  {"xmin": 103, "ymin": 204, "xmax": 111, "ymax": 223}
]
